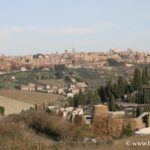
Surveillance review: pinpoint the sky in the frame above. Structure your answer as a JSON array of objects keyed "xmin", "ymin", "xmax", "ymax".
[{"xmin": 0, "ymin": 0, "xmax": 150, "ymax": 55}]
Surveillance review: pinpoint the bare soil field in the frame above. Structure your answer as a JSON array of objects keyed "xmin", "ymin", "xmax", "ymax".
[
  {"xmin": 0, "ymin": 89, "xmax": 65, "ymax": 105},
  {"xmin": 0, "ymin": 95, "xmax": 34, "ymax": 115}
]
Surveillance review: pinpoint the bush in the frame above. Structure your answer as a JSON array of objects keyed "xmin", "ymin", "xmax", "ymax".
[
  {"xmin": 0, "ymin": 106, "xmax": 5, "ymax": 115},
  {"xmin": 121, "ymin": 124, "xmax": 133, "ymax": 137}
]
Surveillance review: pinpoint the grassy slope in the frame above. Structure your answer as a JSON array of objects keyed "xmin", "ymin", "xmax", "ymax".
[
  {"xmin": 37, "ymin": 79, "xmax": 66, "ymax": 88},
  {"xmin": 0, "ymin": 95, "xmax": 34, "ymax": 115}
]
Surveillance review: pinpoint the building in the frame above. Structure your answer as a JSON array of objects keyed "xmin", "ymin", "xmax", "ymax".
[{"xmin": 21, "ymin": 83, "xmax": 36, "ymax": 91}]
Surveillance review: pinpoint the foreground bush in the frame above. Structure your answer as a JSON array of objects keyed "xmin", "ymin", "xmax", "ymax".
[{"xmin": 0, "ymin": 106, "xmax": 5, "ymax": 115}]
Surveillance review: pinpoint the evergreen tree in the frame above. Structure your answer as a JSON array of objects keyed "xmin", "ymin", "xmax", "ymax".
[
  {"xmin": 74, "ymin": 94, "xmax": 78, "ymax": 107},
  {"xmin": 112, "ymin": 83, "xmax": 118, "ymax": 98},
  {"xmin": 136, "ymin": 107, "xmax": 141, "ymax": 117},
  {"xmin": 109, "ymin": 95, "xmax": 116, "ymax": 111},
  {"xmin": 142, "ymin": 68, "xmax": 147, "ymax": 84},
  {"xmin": 117, "ymin": 76, "xmax": 124, "ymax": 97},
  {"xmin": 78, "ymin": 90, "xmax": 85, "ymax": 105},
  {"xmin": 144, "ymin": 66, "xmax": 149, "ymax": 80},
  {"xmin": 98, "ymin": 86, "xmax": 106, "ymax": 102},
  {"xmin": 106, "ymin": 79, "xmax": 113, "ymax": 98},
  {"xmin": 92, "ymin": 91, "xmax": 100, "ymax": 104},
  {"xmin": 132, "ymin": 68, "xmax": 142, "ymax": 91}
]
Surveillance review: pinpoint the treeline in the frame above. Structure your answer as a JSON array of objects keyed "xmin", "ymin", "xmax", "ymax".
[
  {"xmin": 54, "ymin": 64, "xmax": 66, "ymax": 79},
  {"xmin": 98, "ymin": 66, "xmax": 150, "ymax": 110},
  {"xmin": 68, "ymin": 90, "xmax": 100, "ymax": 107}
]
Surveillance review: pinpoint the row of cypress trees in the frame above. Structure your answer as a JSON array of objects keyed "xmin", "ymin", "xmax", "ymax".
[{"xmin": 98, "ymin": 66, "xmax": 150, "ymax": 111}]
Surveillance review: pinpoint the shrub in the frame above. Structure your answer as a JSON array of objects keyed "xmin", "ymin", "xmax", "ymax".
[
  {"xmin": 0, "ymin": 106, "xmax": 5, "ymax": 115},
  {"xmin": 121, "ymin": 124, "xmax": 133, "ymax": 137}
]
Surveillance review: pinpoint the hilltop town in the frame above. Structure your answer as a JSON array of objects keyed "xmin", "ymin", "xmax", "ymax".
[{"xmin": 0, "ymin": 48, "xmax": 150, "ymax": 72}]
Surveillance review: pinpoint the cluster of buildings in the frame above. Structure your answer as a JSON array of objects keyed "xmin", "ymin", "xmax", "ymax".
[
  {"xmin": 47, "ymin": 104, "xmax": 150, "ymax": 136},
  {"xmin": 46, "ymin": 82, "xmax": 150, "ymax": 135},
  {"xmin": 21, "ymin": 77, "xmax": 88, "ymax": 98},
  {"xmin": 0, "ymin": 48, "xmax": 150, "ymax": 72},
  {"xmin": 67, "ymin": 78, "xmax": 88, "ymax": 98}
]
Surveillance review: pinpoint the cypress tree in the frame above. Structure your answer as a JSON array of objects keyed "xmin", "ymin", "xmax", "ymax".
[
  {"xmin": 106, "ymin": 79, "xmax": 113, "ymax": 98},
  {"xmin": 142, "ymin": 68, "xmax": 147, "ymax": 84},
  {"xmin": 132, "ymin": 68, "xmax": 142, "ymax": 91},
  {"xmin": 78, "ymin": 89, "xmax": 85, "ymax": 106},
  {"xmin": 109, "ymin": 95, "xmax": 116, "ymax": 111},
  {"xmin": 117, "ymin": 76, "xmax": 124, "ymax": 97}
]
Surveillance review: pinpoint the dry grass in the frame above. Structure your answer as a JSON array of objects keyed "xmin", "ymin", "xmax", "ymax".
[
  {"xmin": 0, "ymin": 89, "xmax": 65, "ymax": 105},
  {"xmin": 1, "ymin": 111, "xmax": 150, "ymax": 150},
  {"xmin": 0, "ymin": 95, "xmax": 34, "ymax": 115}
]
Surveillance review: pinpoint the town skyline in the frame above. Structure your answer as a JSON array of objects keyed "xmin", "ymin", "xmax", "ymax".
[{"xmin": 0, "ymin": 0, "xmax": 150, "ymax": 55}]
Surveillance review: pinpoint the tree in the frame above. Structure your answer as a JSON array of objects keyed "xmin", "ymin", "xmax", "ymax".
[
  {"xmin": 106, "ymin": 79, "xmax": 113, "ymax": 98},
  {"xmin": 136, "ymin": 107, "xmax": 141, "ymax": 117},
  {"xmin": 0, "ymin": 106, "xmax": 5, "ymax": 115},
  {"xmin": 92, "ymin": 91, "xmax": 100, "ymax": 104},
  {"xmin": 142, "ymin": 67, "xmax": 149, "ymax": 85},
  {"xmin": 74, "ymin": 94, "xmax": 79, "ymax": 107},
  {"xmin": 78, "ymin": 90, "xmax": 85, "ymax": 106},
  {"xmin": 117, "ymin": 76, "xmax": 125, "ymax": 98},
  {"xmin": 98, "ymin": 86, "xmax": 106, "ymax": 102},
  {"xmin": 132, "ymin": 68, "xmax": 142, "ymax": 90},
  {"xmin": 122, "ymin": 124, "xmax": 133, "ymax": 137},
  {"xmin": 109, "ymin": 95, "xmax": 116, "ymax": 111},
  {"xmin": 54, "ymin": 64, "xmax": 65, "ymax": 79}
]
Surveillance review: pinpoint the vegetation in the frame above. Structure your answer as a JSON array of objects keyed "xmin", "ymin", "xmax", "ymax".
[
  {"xmin": 98, "ymin": 66, "xmax": 150, "ymax": 108},
  {"xmin": 1, "ymin": 110, "xmax": 150, "ymax": 150},
  {"xmin": 68, "ymin": 90, "xmax": 100, "ymax": 107},
  {"xmin": 0, "ymin": 89, "xmax": 64, "ymax": 105},
  {"xmin": 121, "ymin": 124, "xmax": 133, "ymax": 137},
  {"xmin": 37, "ymin": 79, "xmax": 66, "ymax": 88},
  {"xmin": 0, "ymin": 106, "xmax": 5, "ymax": 115},
  {"xmin": 107, "ymin": 58, "xmax": 125, "ymax": 66},
  {"xmin": 54, "ymin": 64, "xmax": 66, "ymax": 79},
  {"xmin": 0, "ymin": 70, "xmax": 53, "ymax": 89}
]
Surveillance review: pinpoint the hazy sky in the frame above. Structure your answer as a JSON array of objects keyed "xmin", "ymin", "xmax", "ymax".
[{"xmin": 0, "ymin": 0, "xmax": 150, "ymax": 55}]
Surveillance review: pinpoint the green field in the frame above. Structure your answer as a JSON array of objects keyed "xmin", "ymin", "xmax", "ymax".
[
  {"xmin": 0, "ymin": 70, "xmax": 53, "ymax": 89},
  {"xmin": 37, "ymin": 79, "xmax": 66, "ymax": 88}
]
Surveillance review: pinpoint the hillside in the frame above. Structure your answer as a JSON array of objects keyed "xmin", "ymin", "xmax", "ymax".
[{"xmin": 0, "ymin": 95, "xmax": 34, "ymax": 115}]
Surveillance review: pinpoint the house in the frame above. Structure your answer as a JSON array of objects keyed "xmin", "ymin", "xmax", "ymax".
[
  {"xmin": 21, "ymin": 85, "xmax": 29, "ymax": 91},
  {"xmin": 76, "ymin": 82, "xmax": 88, "ymax": 88},
  {"xmin": 58, "ymin": 107, "xmax": 74, "ymax": 119},
  {"xmin": 46, "ymin": 84, "xmax": 51, "ymax": 90},
  {"xmin": 28, "ymin": 83, "xmax": 36, "ymax": 91},
  {"xmin": 21, "ymin": 83, "xmax": 36, "ymax": 91},
  {"xmin": 72, "ymin": 108, "xmax": 83, "ymax": 122},
  {"xmin": 52, "ymin": 86, "xmax": 58, "ymax": 94},
  {"xmin": 72, "ymin": 88, "xmax": 80, "ymax": 95},
  {"xmin": 36, "ymin": 84, "xmax": 45, "ymax": 91},
  {"xmin": 11, "ymin": 76, "xmax": 16, "ymax": 81},
  {"xmin": 83, "ymin": 115, "xmax": 92, "ymax": 124},
  {"xmin": 58, "ymin": 88, "xmax": 65, "ymax": 95},
  {"xmin": 69, "ymin": 84, "xmax": 76, "ymax": 91},
  {"xmin": 47, "ymin": 89, "xmax": 54, "ymax": 93},
  {"xmin": 70, "ymin": 78, "xmax": 76, "ymax": 83},
  {"xmin": 67, "ymin": 93, "xmax": 74, "ymax": 98},
  {"xmin": 21, "ymin": 67, "xmax": 28, "ymax": 72}
]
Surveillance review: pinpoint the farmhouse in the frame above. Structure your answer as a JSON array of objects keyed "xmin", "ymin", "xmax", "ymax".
[
  {"xmin": 36, "ymin": 84, "xmax": 45, "ymax": 91},
  {"xmin": 21, "ymin": 83, "xmax": 36, "ymax": 91}
]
